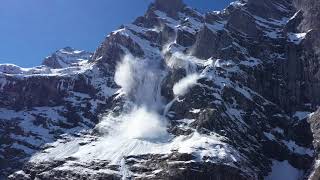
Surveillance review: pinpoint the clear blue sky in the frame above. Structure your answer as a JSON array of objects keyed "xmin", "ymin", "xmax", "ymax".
[{"xmin": 0, "ymin": 0, "xmax": 233, "ymax": 67}]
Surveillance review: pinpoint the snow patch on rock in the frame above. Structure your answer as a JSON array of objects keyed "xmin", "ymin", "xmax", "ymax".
[
  {"xmin": 287, "ymin": 32, "xmax": 307, "ymax": 44},
  {"xmin": 265, "ymin": 160, "xmax": 304, "ymax": 180}
]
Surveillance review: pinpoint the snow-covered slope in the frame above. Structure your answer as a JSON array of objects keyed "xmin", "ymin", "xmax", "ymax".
[
  {"xmin": 0, "ymin": 61, "xmax": 91, "ymax": 77},
  {"xmin": 1, "ymin": 0, "xmax": 320, "ymax": 179},
  {"xmin": 42, "ymin": 47, "xmax": 92, "ymax": 69},
  {"xmin": 0, "ymin": 47, "xmax": 93, "ymax": 76}
]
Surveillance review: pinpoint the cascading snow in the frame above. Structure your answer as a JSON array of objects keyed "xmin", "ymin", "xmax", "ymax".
[
  {"xmin": 113, "ymin": 54, "xmax": 169, "ymax": 140},
  {"xmin": 27, "ymin": 52, "xmax": 239, "ymax": 179}
]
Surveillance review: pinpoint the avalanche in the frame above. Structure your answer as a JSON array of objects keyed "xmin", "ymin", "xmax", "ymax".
[{"xmin": 29, "ymin": 53, "xmax": 242, "ymax": 177}]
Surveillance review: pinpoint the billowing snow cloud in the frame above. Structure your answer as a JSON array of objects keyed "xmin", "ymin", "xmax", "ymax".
[
  {"xmin": 114, "ymin": 54, "xmax": 136, "ymax": 94},
  {"xmin": 120, "ymin": 107, "xmax": 168, "ymax": 141},
  {"xmin": 173, "ymin": 74, "xmax": 199, "ymax": 96},
  {"xmin": 114, "ymin": 54, "xmax": 165, "ymax": 108},
  {"xmin": 114, "ymin": 54, "xmax": 168, "ymax": 141}
]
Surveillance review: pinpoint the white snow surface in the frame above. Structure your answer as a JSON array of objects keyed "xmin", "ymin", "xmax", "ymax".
[
  {"xmin": 282, "ymin": 140, "xmax": 314, "ymax": 156},
  {"xmin": 30, "ymin": 130, "xmax": 240, "ymax": 166},
  {"xmin": 265, "ymin": 160, "xmax": 304, "ymax": 180},
  {"xmin": 293, "ymin": 111, "xmax": 311, "ymax": 120},
  {"xmin": 287, "ymin": 32, "xmax": 307, "ymax": 44},
  {"xmin": 0, "ymin": 60, "xmax": 93, "ymax": 77},
  {"xmin": 44, "ymin": 47, "xmax": 92, "ymax": 68},
  {"xmin": 0, "ymin": 47, "xmax": 92, "ymax": 76}
]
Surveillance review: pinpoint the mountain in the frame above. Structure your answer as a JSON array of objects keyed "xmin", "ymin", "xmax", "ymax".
[
  {"xmin": 1, "ymin": 0, "xmax": 320, "ymax": 179},
  {"xmin": 42, "ymin": 47, "xmax": 93, "ymax": 69}
]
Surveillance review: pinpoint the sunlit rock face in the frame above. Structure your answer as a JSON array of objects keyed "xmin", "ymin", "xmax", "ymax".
[{"xmin": 1, "ymin": 0, "xmax": 320, "ymax": 179}]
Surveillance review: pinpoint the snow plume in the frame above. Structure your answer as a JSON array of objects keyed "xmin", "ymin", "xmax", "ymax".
[
  {"xmin": 114, "ymin": 55, "xmax": 135, "ymax": 94},
  {"xmin": 120, "ymin": 107, "xmax": 168, "ymax": 140},
  {"xmin": 114, "ymin": 54, "xmax": 165, "ymax": 109},
  {"xmin": 166, "ymin": 52, "xmax": 198, "ymax": 74},
  {"xmin": 112, "ymin": 54, "xmax": 168, "ymax": 141},
  {"xmin": 173, "ymin": 74, "xmax": 200, "ymax": 96}
]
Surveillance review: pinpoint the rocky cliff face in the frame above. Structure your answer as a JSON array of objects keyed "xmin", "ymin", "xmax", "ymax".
[{"xmin": 1, "ymin": 0, "xmax": 320, "ymax": 179}]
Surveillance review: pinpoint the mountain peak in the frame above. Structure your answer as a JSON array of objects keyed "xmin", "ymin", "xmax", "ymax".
[
  {"xmin": 42, "ymin": 47, "xmax": 92, "ymax": 69},
  {"xmin": 60, "ymin": 46, "xmax": 75, "ymax": 52}
]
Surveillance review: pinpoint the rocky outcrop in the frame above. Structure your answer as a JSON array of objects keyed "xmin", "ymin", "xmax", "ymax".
[
  {"xmin": 307, "ymin": 109, "xmax": 320, "ymax": 180},
  {"xmin": 0, "ymin": 75, "xmax": 95, "ymax": 109}
]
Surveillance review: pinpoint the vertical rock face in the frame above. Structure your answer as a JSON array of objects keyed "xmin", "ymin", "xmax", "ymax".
[
  {"xmin": 308, "ymin": 109, "xmax": 320, "ymax": 180},
  {"xmin": 299, "ymin": 0, "xmax": 320, "ymax": 170},
  {"xmin": 1, "ymin": 0, "xmax": 320, "ymax": 179}
]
